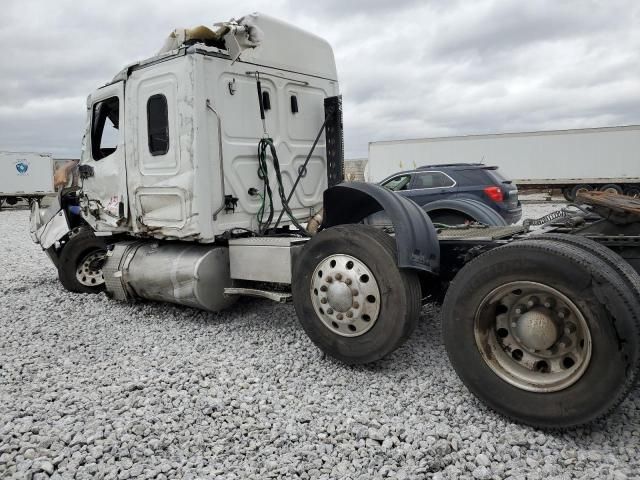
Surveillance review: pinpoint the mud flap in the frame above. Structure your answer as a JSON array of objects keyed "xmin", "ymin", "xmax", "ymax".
[{"xmin": 322, "ymin": 182, "xmax": 439, "ymax": 273}]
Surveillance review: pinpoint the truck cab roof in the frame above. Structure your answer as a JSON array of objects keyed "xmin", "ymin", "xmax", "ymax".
[{"xmin": 109, "ymin": 13, "xmax": 337, "ymax": 86}]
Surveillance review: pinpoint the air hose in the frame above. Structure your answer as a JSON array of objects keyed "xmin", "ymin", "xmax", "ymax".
[
  {"xmin": 252, "ymin": 72, "xmax": 332, "ymax": 236},
  {"xmin": 256, "ymin": 137, "xmax": 310, "ymax": 236}
]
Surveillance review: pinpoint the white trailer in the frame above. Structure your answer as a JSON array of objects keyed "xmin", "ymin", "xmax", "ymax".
[
  {"xmin": 0, "ymin": 151, "xmax": 55, "ymax": 207},
  {"xmin": 368, "ymin": 125, "xmax": 640, "ymax": 200}
]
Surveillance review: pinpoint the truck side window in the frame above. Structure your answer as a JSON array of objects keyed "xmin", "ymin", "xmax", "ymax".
[
  {"xmin": 147, "ymin": 94, "xmax": 169, "ymax": 156},
  {"xmin": 91, "ymin": 97, "xmax": 120, "ymax": 160}
]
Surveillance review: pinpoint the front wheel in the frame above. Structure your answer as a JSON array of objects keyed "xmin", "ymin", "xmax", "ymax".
[
  {"xmin": 57, "ymin": 228, "xmax": 108, "ymax": 294},
  {"xmin": 442, "ymin": 239, "xmax": 640, "ymax": 428},
  {"xmin": 292, "ymin": 224, "xmax": 421, "ymax": 364}
]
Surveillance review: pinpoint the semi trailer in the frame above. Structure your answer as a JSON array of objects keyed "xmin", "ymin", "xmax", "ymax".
[
  {"xmin": 367, "ymin": 126, "xmax": 640, "ymax": 201},
  {"xmin": 30, "ymin": 12, "xmax": 640, "ymax": 429},
  {"xmin": 0, "ymin": 151, "xmax": 55, "ymax": 208}
]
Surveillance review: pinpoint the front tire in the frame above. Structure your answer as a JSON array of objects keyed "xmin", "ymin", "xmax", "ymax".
[
  {"xmin": 442, "ymin": 239, "xmax": 640, "ymax": 428},
  {"xmin": 292, "ymin": 224, "xmax": 421, "ymax": 364},
  {"xmin": 58, "ymin": 228, "xmax": 108, "ymax": 294}
]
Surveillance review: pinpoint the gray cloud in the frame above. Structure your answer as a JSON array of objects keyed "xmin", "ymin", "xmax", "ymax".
[{"xmin": 1, "ymin": 0, "xmax": 639, "ymax": 160}]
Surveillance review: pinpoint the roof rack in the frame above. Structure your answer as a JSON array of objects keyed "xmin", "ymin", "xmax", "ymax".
[{"xmin": 417, "ymin": 163, "xmax": 485, "ymax": 169}]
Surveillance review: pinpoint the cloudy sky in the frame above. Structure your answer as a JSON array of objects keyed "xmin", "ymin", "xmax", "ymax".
[{"xmin": 1, "ymin": 0, "xmax": 639, "ymax": 159}]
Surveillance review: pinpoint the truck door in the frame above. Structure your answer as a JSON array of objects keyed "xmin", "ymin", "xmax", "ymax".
[{"xmin": 82, "ymin": 81, "xmax": 128, "ymax": 227}]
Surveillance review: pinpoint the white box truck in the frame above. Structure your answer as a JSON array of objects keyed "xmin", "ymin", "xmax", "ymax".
[
  {"xmin": 0, "ymin": 151, "xmax": 55, "ymax": 207},
  {"xmin": 368, "ymin": 125, "xmax": 640, "ymax": 200}
]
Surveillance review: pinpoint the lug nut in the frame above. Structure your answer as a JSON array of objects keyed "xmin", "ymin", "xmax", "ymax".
[
  {"xmin": 543, "ymin": 297, "xmax": 555, "ymax": 309},
  {"xmin": 327, "ymin": 308, "xmax": 334, "ymax": 314},
  {"xmin": 565, "ymin": 322, "xmax": 577, "ymax": 334},
  {"xmin": 335, "ymin": 273, "xmax": 342, "ymax": 281},
  {"xmin": 514, "ymin": 305, "xmax": 526, "ymax": 315},
  {"xmin": 527, "ymin": 296, "xmax": 539, "ymax": 308},
  {"xmin": 320, "ymin": 298, "xmax": 327, "ymax": 304},
  {"xmin": 336, "ymin": 313, "xmax": 343, "ymax": 320},
  {"xmin": 353, "ymin": 302, "xmax": 360, "ymax": 309},
  {"xmin": 320, "ymin": 285, "xmax": 328, "ymax": 292},
  {"xmin": 325, "ymin": 276, "xmax": 333, "ymax": 283},
  {"xmin": 346, "ymin": 311, "xmax": 353, "ymax": 318},
  {"xmin": 345, "ymin": 278, "xmax": 352, "ymax": 285},
  {"xmin": 351, "ymin": 289, "xmax": 359, "ymax": 296},
  {"xmin": 559, "ymin": 336, "xmax": 572, "ymax": 348},
  {"xmin": 557, "ymin": 308, "xmax": 569, "ymax": 320}
]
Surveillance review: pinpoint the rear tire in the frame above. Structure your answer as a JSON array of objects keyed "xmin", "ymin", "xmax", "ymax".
[
  {"xmin": 428, "ymin": 211, "xmax": 472, "ymax": 227},
  {"xmin": 423, "ymin": 199, "xmax": 507, "ymax": 227},
  {"xmin": 441, "ymin": 239, "xmax": 640, "ymax": 428},
  {"xmin": 570, "ymin": 184, "xmax": 592, "ymax": 202},
  {"xmin": 561, "ymin": 188, "xmax": 573, "ymax": 202},
  {"xmin": 524, "ymin": 233, "xmax": 640, "ymax": 297},
  {"xmin": 599, "ymin": 183, "xmax": 623, "ymax": 195},
  {"xmin": 292, "ymin": 224, "xmax": 421, "ymax": 364},
  {"xmin": 624, "ymin": 185, "xmax": 640, "ymax": 198},
  {"xmin": 58, "ymin": 228, "xmax": 108, "ymax": 294}
]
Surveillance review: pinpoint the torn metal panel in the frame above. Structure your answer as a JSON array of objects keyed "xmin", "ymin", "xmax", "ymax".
[
  {"xmin": 38, "ymin": 209, "xmax": 70, "ymax": 250},
  {"xmin": 156, "ymin": 12, "xmax": 337, "ymax": 80}
]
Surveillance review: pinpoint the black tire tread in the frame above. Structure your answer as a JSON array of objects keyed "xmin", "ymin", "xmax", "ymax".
[
  {"xmin": 58, "ymin": 228, "xmax": 107, "ymax": 294},
  {"xmin": 442, "ymin": 238, "xmax": 640, "ymax": 428},
  {"xmin": 524, "ymin": 234, "xmax": 640, "ymax": 297},
  {"xmin": 293, "ymin": 224, "xmax": 421, "ymax": 364}
]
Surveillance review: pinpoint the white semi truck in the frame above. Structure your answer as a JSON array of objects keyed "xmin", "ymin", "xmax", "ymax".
[
  {"xmin": 368, "ymin": 126, "xmax": 640, "ymax": 200},
  {"xmin": 0, "ymin": 151, "xmax": 55, "ymax": 208},
  {"xmin": 30, "ymin": 13, "xmax": 640, "ymax": 429}
]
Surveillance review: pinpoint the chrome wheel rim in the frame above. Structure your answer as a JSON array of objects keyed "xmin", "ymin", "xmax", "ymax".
[
  {"xmin": 311, "ymin": 254, "xmax": 381, "ymax": 337},
  {"xmin": 474, "ymin": 281, "xmax": 592, "ymax": 392},
  {"xmin": 76, "ymin": 250, "xmax": 106, "ymax": 287}
]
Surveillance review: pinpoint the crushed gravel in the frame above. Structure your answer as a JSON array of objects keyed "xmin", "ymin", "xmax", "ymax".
[{"xmin": 1, "ymin": 206, "xmax": 639, "ymax": 479}]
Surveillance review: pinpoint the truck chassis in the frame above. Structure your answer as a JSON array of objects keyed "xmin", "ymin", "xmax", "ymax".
[{"xmin": 32, "ymin": 189, "xmax": 640, "ymax": 429}]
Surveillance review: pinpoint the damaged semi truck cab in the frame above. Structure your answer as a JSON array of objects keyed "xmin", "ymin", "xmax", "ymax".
[
  {"xmin": 32, "ymin": 12, "xmax": 438, "ymax": 357},
  {"xmin": 31, "ymin": 12, "xmax": 640, "ymax": 429},
  {"xmin": 80, "ymin": 14, "xmax": 338, "ymax": 238}
]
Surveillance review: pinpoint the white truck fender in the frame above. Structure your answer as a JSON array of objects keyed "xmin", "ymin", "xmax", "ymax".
[
  {"xmin": 31, "ymin": 196, "xmax": 71, "ymax": 249},
  {"xmin": 38, "ymin": 210, "xmax": 71, "ymax": 250}
]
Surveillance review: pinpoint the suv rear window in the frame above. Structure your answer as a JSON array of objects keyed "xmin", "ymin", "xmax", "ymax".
[{"xmin": 413, "ymin": 172, "xmax": 455, "ymax": 188}]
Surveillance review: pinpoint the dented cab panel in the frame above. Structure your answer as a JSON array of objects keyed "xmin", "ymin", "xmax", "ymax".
[
  {"xmin": 124, "ymin": 55, "xmax": 208, "ymax": 240},
  {"xmin": 80, "ymin": 81, "xmax": 129, "ymax": 232}
]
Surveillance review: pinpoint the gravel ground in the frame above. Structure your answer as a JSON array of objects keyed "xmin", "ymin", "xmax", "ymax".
[{"xmin": 1, "ymin": 206, "xmax": 639, "ymax": 480}]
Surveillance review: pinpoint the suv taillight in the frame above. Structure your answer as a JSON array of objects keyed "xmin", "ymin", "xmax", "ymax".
[{"xmin": 484, "ymin": 186, "xmax": 503, "ymax": 202}]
